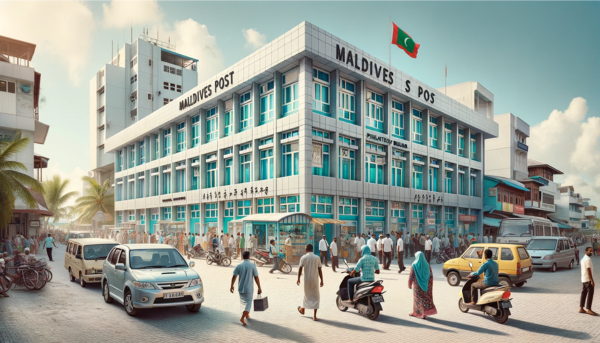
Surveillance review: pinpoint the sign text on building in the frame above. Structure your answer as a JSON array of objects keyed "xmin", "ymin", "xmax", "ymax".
[
  {"xmin": 367, "ymin": 133, "xmax": 408, "ymax": 149},
  {"xmin": 179, "ymin": 71, "xmax": 235, "ymax": 111}
]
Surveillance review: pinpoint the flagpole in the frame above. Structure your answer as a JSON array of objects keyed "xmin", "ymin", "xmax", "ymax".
[
  {"xmin": 388, "ymin": 17, "xmax": 391, "ymax": 69},
  {"xmin": 445, "ymin": 61, "xmax": 447, "ymax": 95}
]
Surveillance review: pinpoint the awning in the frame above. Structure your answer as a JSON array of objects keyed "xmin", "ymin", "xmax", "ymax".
[
  {"xmin": 34, "ymin": 120, "xmax": 49, "ymax": 144},
  {"xmin": 12, "ymin": 188, "xmax": 53, "ymax": 217},
  {"xmin": 485, "ymin": 175, "xmax": 530, "ymax": 192},
  {"xmin": 230, "ymin": 213, "xmax": 312, "ymax": 224},
  {"xmin": 312, "ymin": 218, "xmax": 346, "ymax": 225},
  {"xmin": 547, "ymin": 216, "xmax": 572, "ymax": 229},
  {"xmin": 483, "ymin": 217, "xmax": 502, "ymax": 227},
  {"xmin": 157, "ymin": 221, "xmax": 186, "ymax": 226}
]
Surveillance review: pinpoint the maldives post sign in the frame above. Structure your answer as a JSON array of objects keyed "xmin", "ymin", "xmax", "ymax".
[{"xmin": 391, "ymin": 23, "xmax": 420, "ymax": 58}]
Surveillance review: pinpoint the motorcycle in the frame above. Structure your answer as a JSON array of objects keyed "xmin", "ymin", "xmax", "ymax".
[
  {"xmin": 251, "ymin": 249, "xmax": 292, "ymax": 274},
  {"xmin": 335, "ymin": 259, "xmax": 384, "ymax": 320},
  {"xmin": 458, "ymin": 261, "xmax": 512, "ymax": 324},
  {"xmin": 187, "ymin": 245, "xmax": 205, "ymax": 260},
  {"xmin": 206, "ymin": 249, "xmax": 231, "ymax": 267},
  {"xmin": 436, "ymin": 244, "xmax": 456, "ymax": 264}
]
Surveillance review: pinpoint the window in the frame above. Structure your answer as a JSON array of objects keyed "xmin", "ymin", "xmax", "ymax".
[
  {"xmin": 366, "ymin": 91, "xmax": 384, "ymax": 131},
  {"xmin": 206, "ymin": 157, "xmax": 217, "ymax": 189},
  {"xmin": 170, "ymin": 83, "xmax": 175, "ymax": 91},
  {"xmin": 191, "ymin": 115, "xmax": 200, "ymax": 148},
  {"xmin": 152, "ymin": 170, "xmax": 159, "ymax": 196},
  {"xmin": 206, "ymin": 107, "xmax": 218, "ymax": 143},
  {"xmin": 458, "ymin": 167, "xmax": 466, "ymax": 195},
  {"xmin": 224, "ymin": 110, "xmax": 233, "ymax": 137},
  {"xmin": 444, "ymin": 207, "xmax": 453, "ymax": 221},
  {"xmin": 130, "ymin": 74, "xmax": 137, "ymax": 84},
  {"xmin": 280, "ymin": 195, "xmax": 300, "ymax": 213},
  {"xmin": 205, "ymin": 203, "xmax": 218, "ymax": 218},
  {"xmin": 162, "ymin": 166, "xmax": 171, "ymax": 194},
  {"xmin": 240, "ymin": 91, "xmax": 253, "ymax": 131},
  {"xmin": 163, "ymin": 128, "xmax": 172, "ymax": 156},
  {"xmin": 470, "ymin": 133, "xmax": 477, "ymax": 160},
  {"xmin": 153, "ymin": 134, "xmax": 159, "ymax": 160},
  {"xmin": 282, "ymin": 143, "xmax": 299, "ymax": 177},
  {"xmin": 128, "ymin": 177, "xmax": 135, "ymax": 200},
  {"xmin": 366, "ymin": 200, "xmax": 385, "ymax": 216},
  {"xmin": 175, "ymin": 162, "xmax": 185, "ymax": 192},
  {"xmin": 240, "ymin": 153, "xmax": 252, "ymax": 183},
  {"xmin": 412, "ymin": 204, "xmax": 423, "ymax": 222},
  {"xmin": 163, "ymin": 98, "xmax": 170, "ymax": 106},
  {"xmin": 191, "ymin": 204, "xmax": 200, "ymax": 219},
  {"xmin": 130, "ymin": 57, "xmax": 137, "ymax": 68},
  {"xmin": 429, "ymin": 116, "xmax": 438, "ymax": 148},
  {"xmin": 339, "ymin": 197, "xmax": 358, "ymax": 216},
  {"xmin": 283, "ymin": 69, "xmax": 299, "ymax": 116},
  {"xmin": 391, "ymin": 202, "xmax": 406, "ymax": 220},
  {"xmin": 338, "ymin": 79, "xmax": 356, "ymax": 123},
  {"xmin": 428, "ymin": 164, "xmax": 438, "ymax": 192},
  {"xmin": 237, "ymin": 200, "xmax": 252, "ymax": 217},
  {"xmin": 444, "ymin": 123, "xmax": 452, "ymax": 153},
  {"xmin": 177, "ymin": 206, "xmax": 185, "ymax": 220},
  {"xmin": 339, "ymin": 147, "xmax": 356, "ymax": 180},
  {"xmin": 164, "ymin": 65, "xmax": 169, "ymax": 72},
  {"xmin": 130, "ymin": 145, "xmax": 136, "ymax": 168},
  {"xmin": 412, "ymin": 109, "xmax": 423, "ymax": 144},
  {"xmin": 0, "ymin": 80, "xmax": 16, "ymax": 93},
  {"xmin": 224, "ymin": 158, "xmax": 232, "ymax": 186},
  {"xmin": 365, "ymin": 144, "xmax": 385, "ymax": 184},
  {"xmin": 139, "ymin": 141, "xmax": 145, "ymax": 164},
  {"xmin": 163, "ymin": 82, "xmax": 169, "ymax": 90},
  {"xmin": 260, "ymin": 149, "xmax": 274, "ymax": 180},
  {"xmin": 312, "ymin": 143, "xmax": 330, "ymax": 176},
  {"xmin": 470, "ymin": 172, "xmax": 477, "ymax": 197},
  {"xmin": 115, "ymin": 181, "xmax": 122, "ymax": 201},
  {"xmin": 176, "ymin": 122, "xmax": 186, "ymax": 153},
  {"xmin": 176, "ymin": 85, "xmax": 181, "ymax": 93},
  {"xmin": 138, "ymin": 173, "xmax": 145, "ymax": 198},
  {"xmin": 312, "ymin": 68, "xmax": 330, "ymax": 116},
  {"xmin": 312, "ymin": 129, "xmax": 331, "ymax": 139},
  {"xmin": 162, "ymin": 207, "xmax": 172, "ymax": 220},
  {"xmin": 224, "ymin": 202, "xmax": 234, "ymax": 217},
  {"xmin": 281, "ymin": 130, "xmax": 298, "ymax": 139},
  {"xmin": 412, "ymin": 164, "xmax": 423, "ymax": 190},
  {"xmin": 391, "ymin": 101, "xmax": 404, "ymax": 138},
  {"xmin": 458, "ymin": 129, "xmax": 465, "ymax": 157},
  {"xmin": 392, "ymin": 157, "xmax": 404, "ymax": 187},
  {"xmin": 260, "ymin": 81, "xmax": 274, "ymax": 124},
  {"xmin": 257, "ymin": 198, "xmax": 274, "ymax": 214},
  {"xmin": 500, "ymin": 248, "xmax": 514, "ymax": 261},
  {"xmin": 311, "ymin": 195, "xmax": 333, "ymax": 214},
  {"xmin": 191, "ymin": 158, "xmax": 199, "ymax": 190},
  {"xmin": 445, "ymin": 170, "xmax": 452, "ymax": 193}
]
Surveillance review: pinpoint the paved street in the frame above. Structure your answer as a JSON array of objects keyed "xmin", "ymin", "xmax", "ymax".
[{"xmin": 1, "ymin": 244, "xmax": 599, "ymax": 343}]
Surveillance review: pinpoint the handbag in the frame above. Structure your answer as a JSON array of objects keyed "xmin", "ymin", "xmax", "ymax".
[{"xmin": 253, "ymin": 293, "xmax": 269, "ymax": 311}]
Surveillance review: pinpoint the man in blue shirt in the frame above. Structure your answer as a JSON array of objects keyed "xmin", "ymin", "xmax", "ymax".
[
  {"xmin": 348, "ymin": 245, "xmax": 380, "ymax": 302},
  {"xmin": 231, "ymin": 251, "xmax": 262, "ymax": 325},
  {"xmin": 268, "ymin": 239, "xmax": 280, "ymax": 274},
  {"xmin": 42, "ymin": 234, "xmax": 58, "ymax": 262},
  {"xmin": 468, "ymin": 249, "xmax": 499, "ymax": 304}
]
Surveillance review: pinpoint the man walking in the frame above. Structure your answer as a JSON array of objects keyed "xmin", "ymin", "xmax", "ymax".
[
  {"xmin": 42, "ymin": 233, "xmax": 57, "ymax": 262},
  {"xmin": 377, "ymin": 235, "xmax": 384, "ymax": 264},
  {"xmin": 236, "ymin": 233, "xmax": 241, "ymax": 258},
  {"xmin": 390, "ymin": 231, "xmax": 397, "ymax": 260},
  {"xmin": 239, "ymin": 233, "xmax": 246, "ymax": 256},
  {"xmin": 318, "ymin": 235, "xmax": 329, "ymax": 267},
  {"xmin": 230, "ymin": 251, "xmax": 262, "ymax": 326},
  {"xmin": 355, "ymin": 234, "xmax": 365, "ymax": 263},
  {"xmin": 580, "ymin": 247, "xmax": 597, "ymax": 315},
  {"xmin": 397, "ymin": 232, "xmax": 406, "ymax": 273},
  {"xmin": 405, "ymin": 232, "xmax": 410, "ymax": 258},
  {"xmin": 247, "ymin": 234, "xmax": 254, "ymax": 258},
  {"xmin": 269, "ymin": 239, "xmax": 280, "ymax": 274},
  {"xmin": 228, "ymin": 234, "xmax": 236, "ymax": 258},
  {"xmin": 330, "ymin": 237, "xmax": 339, "ymax": 272},
  {"xmin": 223, "ymin": 233, "xmax": 230, "ymax": 257},
  {"xmin": 367, "ymin": 234, "xmax": 377, "ymax": 257},
  {"xmin": 383, "ymin": 234, "xmax": 393, "ymax": 270},
  {"xmin": 432, "ymin": 234, "xmax": 440, "ymax": 259},
  {"xmin": 424, "ymin": 235, "xmax": 432, "ymax": 264},
  {"xmin": 349, "ymin": 234, "xmax": 356, "ymax": 263},
  {"xmin": 419, "ymin": 234, "xmax": 426, "ymax": 253},
  {"xmin": 297, "ymin": 244, "xmax": 324, "ymax": 321},
  {"xmin": 285, "ymin": 233, "xmax": 293, "ymax": 262}
]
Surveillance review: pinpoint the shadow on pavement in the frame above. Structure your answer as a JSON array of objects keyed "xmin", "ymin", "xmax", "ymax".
[
  {"xmin": 510, "ymin": 319, "xmax": 591, "ymax": 340},
  {"xmin": 243, "ymin": 317, "xmax": 315, "ymax": 343},
  {"xmin": 513, "ymin": 287, "xmax": 574, "ymax": 295},
  {"xmin": 377, "ymin": 314, "xmax": 455, "ymax": 333},
  {"xmin": 427, "ymin": 318, "xmax": 508, "ymax": 336},
  {"xmin": 299, "ymin": 316, "xmax": 384, "ymax": 333}
]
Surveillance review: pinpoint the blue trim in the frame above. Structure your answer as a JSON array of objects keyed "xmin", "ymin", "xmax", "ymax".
[
  {"xmin": 160, "ymin": 48, "xmax": 199, "ymax": 62},
  {"xmin": 413, "ymin": 140, "xmax": 423, "ymax": 145},
  {"xmin": 339, "ymin": 215, "xmax": 359, "ymax": 221},
  {"xmin": 366, "ymin": 126, "xmax": 384, "ymax": 133},
  {"xmin": 391, "ymin": 133, "xmax": 405, "ymax": 140},
  {"xmin": 204, "ymin": 218, "xmax": 218, "ymax": 223},
  {"xmin": 338, "ymin": 117, "xmax": 357, "ymax": 125},
  {"xmin": 259, "ymin": 119, "xmax": 274, "ymax": 126},
  {"xmin": 311, "ymin": 213, "xmax": 334, "ymax": 219},
  {"xmin": 366, "ymin": 216, "xmax": 385, "ymax": 221},
  {"xmin": 240, "ymin": 126, "xmax": 252, "ymax": 132},
  {"xmin": 282, "ymin": 109, "xmax": 299, "ymax": 118},
  {"xmin": 312, "ymin": 110, "xmax": 331, "ymax": 117}
]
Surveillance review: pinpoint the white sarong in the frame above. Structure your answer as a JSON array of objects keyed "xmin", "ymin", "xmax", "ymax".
[{"xmin": 299, "ymin": 253, "xmax": 322, "ymax": 309}]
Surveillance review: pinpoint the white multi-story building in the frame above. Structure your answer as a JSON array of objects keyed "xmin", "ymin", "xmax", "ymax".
[
  {"xmin": 484, "ymin": 112, "xmax": 529, "ymax": 181},
  {"xmin": 104, "ymin": 22, "xmax": 498, "ymax": 253},
  {"xmin": 89, "ymin": 35, "xmax": 198, "ymax": 184},
  {"xmin": 554, "ymin": 185, "xmax": 585, "ymax": 229},
  {"xmin": 0, "ymin": 35, "xmax": 51, "ymax": 238}
]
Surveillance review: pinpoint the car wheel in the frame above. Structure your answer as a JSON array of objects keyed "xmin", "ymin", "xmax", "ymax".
[
  {"xmin": 124, "ymin": 290, "xmax": 139, "ymax": 316},
  {"xmin": 69, "ymin": 268, "xmax": 75, "ymax": 282},
  {"xmin": 103, "ymin": 281, "xmax": 113, "ymax": 303},
  {"xmin": 550, "ymin": 263, "xmax": 557, "ymax": 273},
  {"xmin": 569, "ymin": 260, "xmax": 574, "ymax": 270},
  {"xmin": 498, "ymin": 277, "xmax": 512, "ymax": 288},
  {"xmin": 447, "ymin": 272, "xmax": 461, "ymax": 286},
  {"xmin": 186, "ymin": 304, "xmax": 201, "ymax": 312},
  {"xmin": 79, "ymin": 272, "xmax": 87, "ymax": 288},
  {"xmin": 515, "ymin": 282, "xmax": 525, "ymax": 288}
]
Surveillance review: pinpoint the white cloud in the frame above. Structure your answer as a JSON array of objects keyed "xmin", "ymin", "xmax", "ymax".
[
  {"xmin": 102, "ymin": 0, "xmax": 164, "ymax": 29},
  {"xmin": 529, "ymin": 97, "xmax": 600, "ymax": 205},
  {"xmin": 243, "ymin": 28, "xmax": 267, "ymax": 50},
  {"xmin": 153, "ymin": 19, "xmax": 224, "ymax": 82},
  {"xmin": 43, "ymin": 163, "xmax": 88, "ymax": 210},
  {"xmin": 0, "ymin": 1, "xmax": 95, "ymax": 84}
]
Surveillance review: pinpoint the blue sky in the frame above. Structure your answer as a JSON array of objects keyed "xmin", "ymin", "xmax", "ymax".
[{"xmin": 1, "ymin": 1, "xmax": 599, "ymax": 202}]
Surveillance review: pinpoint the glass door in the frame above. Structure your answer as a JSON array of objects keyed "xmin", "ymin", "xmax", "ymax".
[{"xmin": 253, "ymin": 224, "xmax": 267, "ymax": 251}]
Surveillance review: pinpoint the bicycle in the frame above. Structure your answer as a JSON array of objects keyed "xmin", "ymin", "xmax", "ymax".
[{"xmin": 6, "ymin": 266, "xmax": 42, "ymax": 290}]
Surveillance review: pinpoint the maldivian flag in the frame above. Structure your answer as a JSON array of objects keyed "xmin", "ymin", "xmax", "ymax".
[{"xmin": 391, "ymin": 23, "xmax": 420, "ymax": 58}]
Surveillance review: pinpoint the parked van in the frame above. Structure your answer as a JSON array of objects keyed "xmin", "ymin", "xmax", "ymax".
[
  {"xmin": 65, "ymin": 238, "xmax": 118, "ymax": 287},
  {"xmin": 67, "ymin": 231, "xmax": 94, "ymax": 241},
  {"xmin": 527, "ymin": 236, "xmax": 575, "ymax": 272}
]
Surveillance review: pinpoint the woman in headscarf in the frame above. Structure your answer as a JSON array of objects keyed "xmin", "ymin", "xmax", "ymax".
[{"xmin": 408, "ymin": 251, "xmax": 437, "ymax": 319}]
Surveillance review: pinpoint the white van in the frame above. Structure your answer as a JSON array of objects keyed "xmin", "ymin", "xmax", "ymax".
[
  {"xmin": 527, "ymin": 236, "xmax": 576, "ymax": 272},
  {"xmin": 65, "ymin": 238, "xmax": 118, "ymax": 287}
]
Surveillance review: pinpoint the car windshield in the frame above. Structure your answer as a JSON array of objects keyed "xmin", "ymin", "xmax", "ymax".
[
  {"xmin": 84, "ymin": 244, "xmax": 118, "ymax": 260},
  {"xmin": 499, "ymin": 220, "xmax": 531, "ymax": 237},
  {"xmin": 78, "ymin": 233, "xmax": 93, "ymax": 238},
  {"xmin": 129, "ymin": 249, "xmax": 187, "ymax": 269},
  {"xmin": 527, "ymin": 239, "xmax": 557, "ymax": 250}
]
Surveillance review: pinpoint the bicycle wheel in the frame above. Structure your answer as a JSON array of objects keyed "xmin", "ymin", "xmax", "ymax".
[
  {"xmin": 34, "ymin": 273, "xmax": 46, "ymax": 290},
  {"xmin": 0, "ymin": 274, "xmax": 13, "ymax": 293},
  {"xmin": 44, "ymin": 268, "xmax": 53, "ymax": 282},
  {"xmin": 22, "ymin": 270, "xmax": 39, "ymax": 290}
]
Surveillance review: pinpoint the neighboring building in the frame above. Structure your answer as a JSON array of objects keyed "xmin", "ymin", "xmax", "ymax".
[
  {"xmin": 485, "ymin": 113, "xmax": 529, "ymax": 180},
  {"xmin": 104, "ymin": 22, "xmax": 499, "ymax": 253},
  {"xmin": 482, "ymin": 175, "xmax": 529, "ymax": 236},
  {"xmin": 553, "ymin": 186, "xmax": 584, "ymax": 230},
  {"xmin": 582, "ymin": 198, "xmax": 597, "ymax": 230},
  {"xmin": 522, "ymin": 158, "xmax": 563, "ymax": 219},
  {"xmin": 89, "ymin": 35, "xmax": 199, "ymax": 185},
  {"xmin": 0, "ymin": 35, "xmax": 52, "ymax": 238}
]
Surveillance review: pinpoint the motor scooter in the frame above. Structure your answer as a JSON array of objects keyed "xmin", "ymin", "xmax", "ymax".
[
  {"xmin": 436, "ymin": 244, "xmax": 456, "ymax": 264},
  {"xmin": 335, "ymin": 259, "xmax": 384, "ymax": 320},
  {"xmin": 458, "ymin": 261, "xmax": 512, "ymax": 324}
]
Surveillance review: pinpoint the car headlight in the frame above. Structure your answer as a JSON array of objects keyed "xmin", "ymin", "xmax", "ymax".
[
  {"xmin": 133, "ymin": 281, "xmax": 155, "ymax": 289},
  {"xmin": 543, "ymin": 255, "xmax": 554, "ymax": 260},
  {"xmin": 189, "ymin": 278, "xmax": 202, "ymax": 287}
]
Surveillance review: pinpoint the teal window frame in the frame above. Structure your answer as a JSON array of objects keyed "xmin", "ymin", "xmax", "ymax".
[
  {"xmin": 445, "ymin": 171, "xmax": 452, "ymax": 193},
  {"xmin": 260, "ymin": 148, "xmax": 274, "ymax": 180},
  {"xmin": 338, "ymin": 147, "xmax": 356, "ymax": 180},
  {"xmin": 224, "ymin": 110, "xmax": 233, "ymax": 137},
  {"xmin": 280, "ymin": 195, "xmax": 300, "ymax": 213},
  {"xmin": 176, "ymin": 166, "xmax": 185, "ymax": 193},
  {"xmin": 282, "ymin": 70, "xmax": 299, "ymax": 117},
  {"xmin": 310, "ymin": 195, "xmax": 333, "ymax": 214},
  {"xmin": 458, "ymin": 129, "xmax": 465, "ymax": 157},
  {"xmin": 365, "ymin": 153, "xmax": 384, "ymax": 185},
  {"xmin": 139, "ymin": 141, "xmax": 145, "ymax": 164},
  {"xmin": 470, "ymin": 134, "xmax": 477, "ymax": 160},
  {"xmin": 412, "ymin": 109, "xmax": 423, "ymax": 144},
  {"xmin": 412, "ymin": 204, "xmax": 423, "ymax": 221},
  {"xmin": 240, "ymin": 91, "xmax": 253, "ymax": 132},
  {"xmin": 428, "ymin": 167, "xmax": 438, "ymax": 192},
  {"xmin": 163, "ymin": 128, "xmax": 172, "ymax": 156},
  {"xmin": 391, "ymin": 202, "xmax": 406, "ymax": 219},
  {"xmin": 312, "ymin": 143, "xmax": 330, "ymax": 176},
  {"xmin": 240, "ymin": 153, "xmax": 252, "ymax": 183},
  {"xmin": 117, "ymin": 150, "xmax": 123, "ymax": 172},
  {"xmin": 191, "ymin": 204, "xmax": 200, "ymax": 219},
  {"xmin": 470, "ymin": 174, "xmax": 476, "ymax": 196},
  {"xmin": 152, "ymin": 172, "xmax": 159, "ymax": 196},
  {"xmin": 237, "ymin": 200, "xmax": 252, "ymax": 216},
  {"xmin": 224, "ymin": 201, "xmax": 234, "ymax": 217},
  {"xmin": 392, "ymin": 159, "xmax": 404, "ymax": 187},
  {"xmin": 338, "ymin": 79, "xmax": 356, "ymax": 123},
  {"xmin": 282, "ymin": 143, "xmax": 299, "ymax": 177},
  {"xmin": 339, "ymin": 197, "xmax": 358, "ymax": 216},
  {"xmin": 205, "ymin": 203, "xmax": 218, "ymax": 218},
  {"xmin": 128, "ymin": 178, "xmax": 135, "ymax": 200},
  {"xmin": 192, "ymin": 115, "xmax": 200, "ymax": 148},
  {"xmin": 312, "ymin": 68, "xmax": 330, "ymax": 116},
  {"xmin": 206, "ymin": 158, "xmax": 217, "ymax": 189},
  {"xmin": 176, "ymin": 123, "xmax": 186, "ymax": 153},
  {"xmin": 412, "ymin": 164, "xmax": 423, "ymax": 190},
  {"xmin": 257, "ymin": 197, "xmax": 274, "ymax": 214},
  {"xmin": 162, "ymin": 207, "xmax": 171, "ymax": 220},
  {"xmin": 391, "ymin": 101, "xmax": 405, "ymax": 138},
  {"xmin": 260, "ymin": 92, "xmax": 274, "ymax": 124},
  {"xmin": 366, "ymin": 91, "xmax": 384, "ymax": 132},
  {"xmin": 206, "ymin": 107, "xmax": 218, "ymax": 143},
  {"xmin": 130, "ymin": 145, "xmax": 135, "ymax": 168},
  {"xmin": 312, "ymin": 129, "xmax": 331, "ymax": 139},
  {"xmin": 162, "ymin": 168, "xmax": 171, "ymax": 194},
  {"xmin": 224, "ymin": 158, "xmax": 232, "ymax": 185},
  {"xmin": 444, "ymin": 207, "xmax": 453, "ymax": 221},
  {"xmin": 458, "ymin": 169, "xmax": 465, "ymax": 195},
  {"xmin": 177, "ymin": 206, "xmax": 185, "ymax": 220},
  {"xmin": 153, "ymin": 134, "xmax": 159, "ymax": 159},
  {"xmin": 444, "ymin": 123, "xmax": 452, "ymax": 153},
  {"xmin": 429, "ymin": 116, "xmax": 438, "ymax": 148},
  {"xmin": 366, "ymin": 200, "xmax": 385, "ymax": 216},
  {"xmin": 129, "ymin": 210, "xmax": 135, "ymax": 222}
]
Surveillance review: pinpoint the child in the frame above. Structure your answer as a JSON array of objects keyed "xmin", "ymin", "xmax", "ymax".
[{"xmin": 574, "ymin": 243, "xmax": 580, "ymax": 266}]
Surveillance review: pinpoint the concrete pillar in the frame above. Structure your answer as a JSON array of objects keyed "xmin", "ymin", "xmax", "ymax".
[{"xmin": 232, "ymin": 92, "xmax": 240, "ymax": 135}]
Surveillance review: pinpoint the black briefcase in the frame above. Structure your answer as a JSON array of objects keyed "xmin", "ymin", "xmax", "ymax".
[{"xmin": 254, "ymin": 294, "xmax": 268, "ymax": 311}]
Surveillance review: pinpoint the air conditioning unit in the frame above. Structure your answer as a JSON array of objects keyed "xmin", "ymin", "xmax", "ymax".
[
  {"xmin": 131, "ymin": 115, "xmax": 137, "ymax": 121},
  {"xmin": 147, "ymin": 93, "xmax": 152, "ymax": 100}
]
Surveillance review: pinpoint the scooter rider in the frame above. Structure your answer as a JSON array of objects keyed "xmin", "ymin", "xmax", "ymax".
[
  {"xmin": 348, "ymin": 245, "xmax": 380, "ymax": 302},
  {"xmin": 468, "ymin": 249, "xmax": 499, "ymax": 305}
]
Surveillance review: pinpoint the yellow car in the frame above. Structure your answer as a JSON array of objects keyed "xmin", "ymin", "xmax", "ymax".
[{"xmin": 442, "ymin": 243, "xmax": 533, "ymax": 288}]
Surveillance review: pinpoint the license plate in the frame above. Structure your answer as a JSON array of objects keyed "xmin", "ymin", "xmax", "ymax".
[
  {"xmin": 372, "ymin": 295, "xmax": 384, "ymax": 303},
  {"xmin": 522, "ymin": 267, "xmax": 530, "ymax": 272},
  {"xmin": 501, "ymin": 301, "xmax": 512, "ymax": 309},
  {"xmin": 164, "ymin": 292, "xmax": 184, "ymax": 299}
]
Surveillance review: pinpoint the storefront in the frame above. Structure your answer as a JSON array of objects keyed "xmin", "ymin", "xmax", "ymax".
[
  {"xmin": 390, "ymin": 202, "xmax": 407, "ymax": 235},
  {"xmin": 365, "ymin": 200, "xmax": 386, "ymax": 236},
  {"xmin": 458, "ymin": 211, "xmax": 477, "ymax": 236}
]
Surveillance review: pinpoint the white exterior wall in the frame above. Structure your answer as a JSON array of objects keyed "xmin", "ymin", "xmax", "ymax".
[{"xmin": 485, "ymin": 113, "xmax": 529, "ymax": 181}]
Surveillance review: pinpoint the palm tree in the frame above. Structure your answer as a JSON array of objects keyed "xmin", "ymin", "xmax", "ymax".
[
  {"xmin": 0, "ymin": 131, "xmax": 44, "ymax": 229},
  {"xmin": 42, "ymin": 175, "xmax": 78, "ymax": 229},
  {"xmin": 74, "ymin": 176, "xmax": 114, "ymax": 224}
]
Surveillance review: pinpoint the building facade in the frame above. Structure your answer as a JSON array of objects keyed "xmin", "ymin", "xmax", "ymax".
[
  {"xmin": 523, "ymin": 158, "xmax": 562, "ymax": 219},
  {"xmin": 104, "ymin": 22, "xmax": 498, "ymax": 248},
  {"xmin": 89, "ymin": 35, "xmax": 198, "ymax": 184},
  {"xmin": 485, "ymin": 112, "xmax": 529, "ymax": 180}
]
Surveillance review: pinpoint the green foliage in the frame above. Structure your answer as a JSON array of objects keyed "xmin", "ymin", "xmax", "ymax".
[{"xmin": 75, "ymin": 176, "xmax": 114, "ymax": 224}]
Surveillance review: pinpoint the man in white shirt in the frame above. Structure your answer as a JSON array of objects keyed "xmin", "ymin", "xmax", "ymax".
[
  {"xmin": 424, "ymin": 235, "xmax": 433, "ymax": 263},
  {"xmin": 355, "ymin": 234, "xmax": 366, "ymax": 262},
  {"xmin": 330, "ymin": 237, "xmax": 339, "ymax": 272},
  {"xmin": 319, "ymin": 236, "xmax": 329, "ymax": 267},
  {"xmin": 247, "ymin": 234, "xmax": 255, "ymax": 258},
  {"xmin": 367, "ymin": 234, "xmax": 377, "ymax": 257},
  {"xmin": 580, "ymin": 247, "xmax": 597, "ymax": 315},
  {"xmin": 376, "ymin": 235, "xmax": 384, "ymax": 264},
  {"xmin": 432, "ymin": 235, "xmax": 440, "ymax": 259},
  {"xmin": 284, "ymin": 234, "xmax": 293, "ymax": 263},
  {"xmin": 382, "ymin": 234, "xmax": 393, "ymax": 270},
  {"xmin": 483, "ymin": 235, "xmax": 489, "ymax": 243},
  {"xmin": 228, "ymin": 235, "xmax": 236, "ymax": 256},
  {"xmin": 442, "ymin": 234, "xmax": 449, "ymax": 247},
  {"xmin": 396, "ymin": 232, "xmax": 406, "ymax": 273},
  {"xmin": 349, "ymin": 234, "xmax": 356, "ymax": 263}
]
